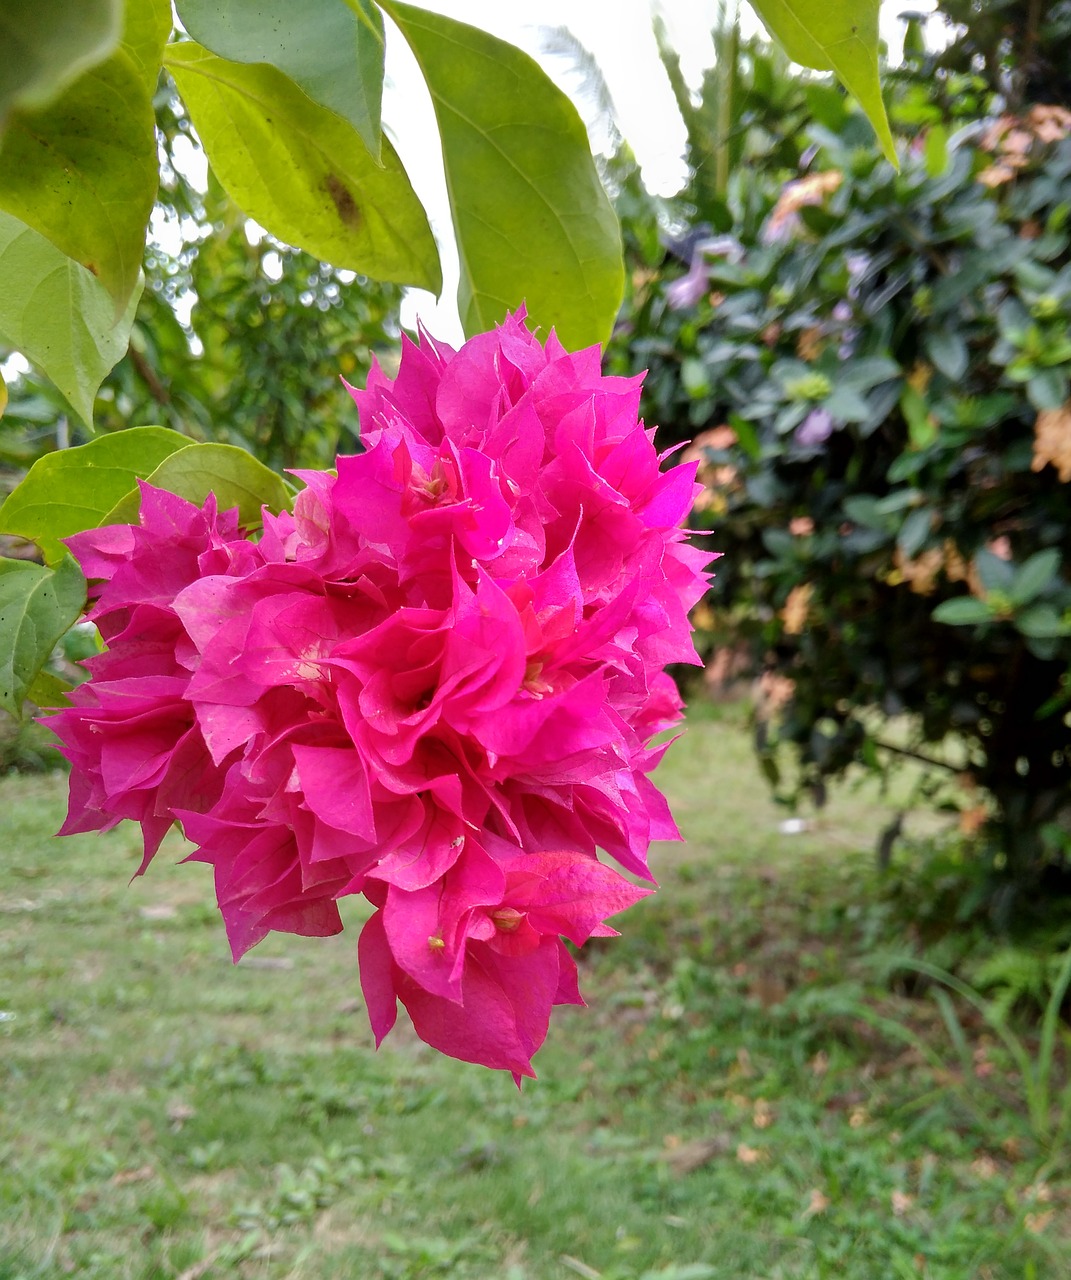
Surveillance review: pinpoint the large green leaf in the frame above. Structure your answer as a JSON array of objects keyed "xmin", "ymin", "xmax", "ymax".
[
  {"xmin": 1008, "ymin": 549, "xmax": 1063, "ymax": 607},
  {"xmin": 381, "ymin": 1, "xmax": 623, "ymax": 349},
  {"xmin": 165, "ymin": 42, "xmax": 440, "ymax": 292},
  {"xmin": 103, "ymin": 442, "xmax": 294, "ymax": 529},
  {"xmin": 0, "ymin": 211, "xmax": 143, "ymax": 427},
  {"xmin": 0, "ymin": 0, "xmax": 163, "ymax": 312},
  {"xmin": 0, "ymin": 426, "xmax": 191, "ymax": 564},
  {"xmin": 932, "ymin": 597, "xmax": 995, "ymax": 626},
  {"xmin": 123, "ymin": 0, "xmax": 173, "ymax": 94},
  {"xmin": 0, "ymin": 554, "xmax": 86, "ymax": 716},
  {"xmin": 176, "ymin": 0, "xmax": 384, "ymax": 159},
  {"xmin": 749, "ymin": 0, "xmax": 896, "ymax": 167},
  {"xmin": 0, "ymin": 0, "xmax": 121, "ymax": 128}
]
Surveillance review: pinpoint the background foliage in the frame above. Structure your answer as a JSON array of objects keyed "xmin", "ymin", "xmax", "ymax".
[{"xmin": 607, "ymin": 8, "xmax": 1071, "ymax": 915}]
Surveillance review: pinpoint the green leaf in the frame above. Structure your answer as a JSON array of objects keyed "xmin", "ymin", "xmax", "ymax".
[
  {"xmin": 27, "ymin": 667, "xmax": 74, "ymax": 710},
  {"xmin": 176, "ymin": 0, "xmax": 384, "ymax": 159},
  {"xmin": 123, "ymin": 0, "xmax": 173, "ymax": 94},
  {"xmin": 727, "ymin": 413, "xmax": 761, "ymax": 460},
  {"xmin": 0, "ymin": 0, "xmax": 121, "ymax": 126},
  {"xmin": 923, "ymin": 124, "xmax": 948, "ymax": 178},
  {"xmin": 897, "ymin": 506, "xmax": 931, "ymax": 559},
  {"xmin": 837, "ymin": 356, "xmax": 901, "ymax": 392},
  {"xmin": 0, "ymin": 211, "xmax": 143, "ymax": 426},
  {"xmin": 0, "ymin": 554, "xmax": 86, "ymax": 716},
  {"xmin": 165, "ymin": 42, "xmax": 440, "ymax": 292},
  {"xmin": 975, "ymin": 547, "xmax": 1014, "ymax": 594},
  {"xmin": 1027, "ymin": 368, "xmax": 1069, "ymax": 411},
  {"xmin": 104, "ymin": 442, "xmax": 293, "ymax": 529},
  {"xmin": 681, "ymin": 357, "xmax": 712, "ymax": 399},
  {"xmin": 842, "ymin": 495, "xmax": 886, "ymax": 529},
  {"xmin": 0, "ymin": 368, "xmax": 6, "ymax": 419},
  {"xmin": 1015, "ymin": 604, "xmax": 1071, "ymax": 640},
  {"xmin": 0, "ymin": 426, "xmax": 191, "ymax": 564},
  {"xmin": 381, "ymin": 1, "xmax": 623, "ymax": 348},
  {"xmin": 748, "ymin": 0, "xmax": 896, "ymax": 168},
  {"xmin": 824, "ymin": 385, "xmax": 871, "ymax": 422},
  {"xmin": 1009, "ymin": 549, "xmax": 1063, "ymax": 607},
  {"xmin": 875, "ymin": 489, "xmax": 922, "ymax": 516},
  {"xmin": 925, "ymin": 329, "xmax": 969, "ymax": 381},
  {"xmin": 932, "ymin": 596, "xmax": 994, "ymax": 626},
  {"xmin": 900, "ymin": 384, "xmax": 937, "ymax": 448},
  {"xmin": 0, "ymin": 0, "xmax": 161, "ymax": 312}
]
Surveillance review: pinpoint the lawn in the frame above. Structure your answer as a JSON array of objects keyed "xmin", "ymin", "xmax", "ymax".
[{"xmin": 1, "ymin": 704, "xmax": 1069, "ymax": 1279}]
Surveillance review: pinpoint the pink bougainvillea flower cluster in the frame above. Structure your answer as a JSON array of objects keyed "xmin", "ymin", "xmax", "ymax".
[{"xmin": 52, "ymin": 310, "xmax": 711, "ymax": 1080}]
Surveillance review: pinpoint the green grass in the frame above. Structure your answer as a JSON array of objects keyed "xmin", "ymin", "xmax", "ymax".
[{"xmin": 2, "ymin": 704, "xmax": 1070, "ymax": 1279}]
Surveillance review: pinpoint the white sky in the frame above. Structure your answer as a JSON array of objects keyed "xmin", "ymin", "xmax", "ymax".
[{"xmin": 385, "ymin": 0, "xmax": 943, "ymax": 343}]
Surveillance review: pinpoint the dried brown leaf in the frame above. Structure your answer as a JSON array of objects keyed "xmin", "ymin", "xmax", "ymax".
[{"xmin": 1032, "ymin": 403, "xmax": 1071, "ymax": 482}]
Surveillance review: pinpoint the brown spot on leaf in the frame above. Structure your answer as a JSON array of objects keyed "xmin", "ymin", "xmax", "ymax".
[{"xmin": 323, "ymin": 174, "xmax": 361, "ymax": 228}]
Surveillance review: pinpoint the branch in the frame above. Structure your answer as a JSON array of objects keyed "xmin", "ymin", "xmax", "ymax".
[
  {"xmin": 871, "ymin": 738, "xmax": 961, "ymax": 774},
  {"xmin": 128, "ymin": 346, "xmax": 170, "ymax": 406}
]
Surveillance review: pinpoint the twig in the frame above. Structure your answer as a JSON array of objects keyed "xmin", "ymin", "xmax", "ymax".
[
  {"xmin": 871, "ymin": 739, "xmax": 961, "ymax": 773},
  {"xmin": 129, "ymin": 346, "xmax": 170, "ymax": 405}
]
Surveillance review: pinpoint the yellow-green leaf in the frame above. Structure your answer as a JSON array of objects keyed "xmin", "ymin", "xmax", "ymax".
[
  {"xmin": 749, "ymin": 0, "xmax": 896, "ymax": 167},
  {"xmin": 123, "ymin": 0, "xmax": 173, "ymax": 95},
  {"xmin": 0, "ymin": 0, "xmax": 161, "ymax": 312},
  {"xmin": 176, "ymin": 0, "xmax": 384, "ymax": 160},
  {"xmin": 0, "ymin": 553, "xmax": 86, "ymax": 717},
  {"xmin": 0, "ymin": 211, "xmax": 143, "ymax": 427},
  {"xmin": 0, "ymin": 426, "xmax": 191, "ymax": 563},
  {"xmin": 103, "ymin": 442, "xmax": 293, "ymax": 530},
  {"xmin": 0, "ymin": 0, "xmax": 121, "ymax": 128},
  {"xmin": 381, "ymin": 1, "xmax": 623, "ymax": 349},
  {"xmin": 27, "ymin": 666, "xmax": 74, "ymax": 711},
  {"xmin": 165, "ymin": 42, "xmax": 440, "ymax": 291}
]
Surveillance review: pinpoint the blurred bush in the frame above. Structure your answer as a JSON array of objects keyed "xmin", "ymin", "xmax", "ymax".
[{"xmin": 608, "ymin": 33, "xmax": 1071, "ymax": 916}]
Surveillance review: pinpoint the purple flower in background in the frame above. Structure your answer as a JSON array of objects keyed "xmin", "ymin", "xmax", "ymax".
[
  {"xmin": 845, "ymin": 253, "xmax": 870, "ymax": 293},
  {"xmin": 836, "ymin": 253, "xmax": 870, "ymax": 357},
  {"xmin": 666, "ymin": 236, "xmax": 742, "ymax": 311},
  {"xmin": 795, "ymin": 407, "xmax": 836, "ymax": 448},
  {"xmin": 832, "ymin": 299, "xmax": 858, "ymax": 359},
  {"xmin": 706, "ymin": 235, "xmax": 743, "ymax": 260},
  {"xmin": 666, "ymin": 257, "xmax": 710, "ymax": 310}
]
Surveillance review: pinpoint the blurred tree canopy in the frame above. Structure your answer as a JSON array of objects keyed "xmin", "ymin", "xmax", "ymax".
[{"xmin": 930, "ymin": 0, "xmax": 1071, "ymax": 110}]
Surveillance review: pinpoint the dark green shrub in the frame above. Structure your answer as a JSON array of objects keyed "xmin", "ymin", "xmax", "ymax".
[{"xmin": 609, "ymin": 90, "xmax": 1071, "ymax": 912}]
